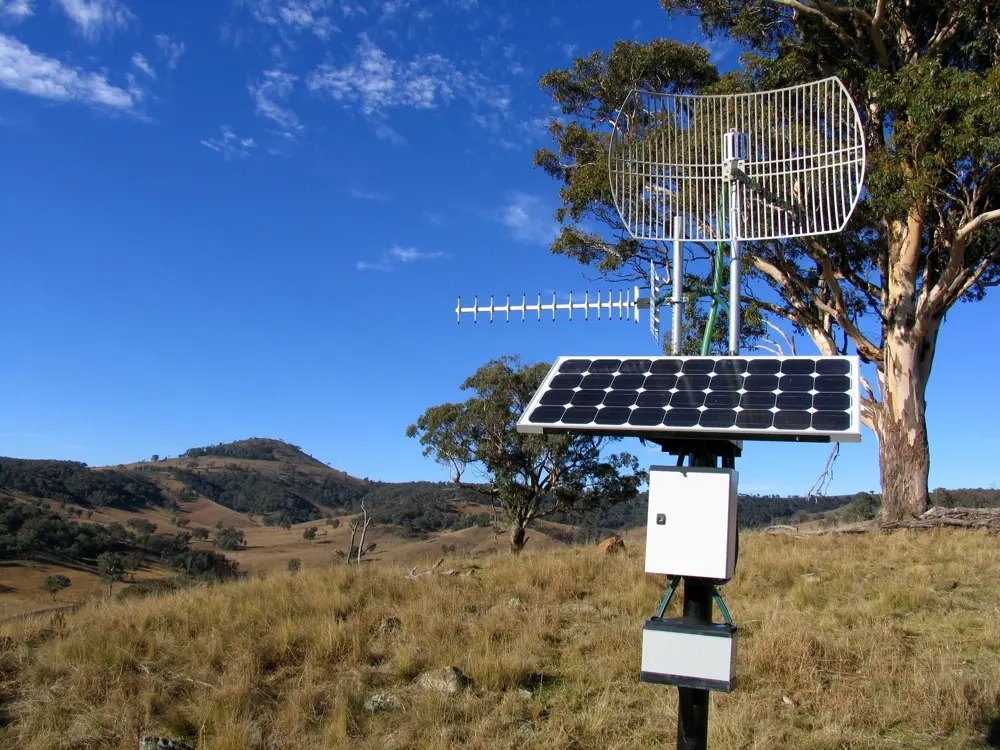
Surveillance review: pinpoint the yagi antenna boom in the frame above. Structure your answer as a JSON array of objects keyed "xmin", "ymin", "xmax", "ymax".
[{"xmin": 456, "ymin": 288, "xmax": 645, "ymax": 324}]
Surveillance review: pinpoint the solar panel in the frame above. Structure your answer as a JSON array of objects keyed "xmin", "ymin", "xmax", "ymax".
[{"xmin": 516, "ymin": 356, "xmax": 861, "ymax": 443}]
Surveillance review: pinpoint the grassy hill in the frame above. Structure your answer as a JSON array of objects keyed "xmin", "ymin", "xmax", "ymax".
[{"xmin": 1, "ymin": 529, "xmax": 999, "ymax": 749}]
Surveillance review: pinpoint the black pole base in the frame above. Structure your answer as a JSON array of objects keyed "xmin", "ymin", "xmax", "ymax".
[{"xmin": 675, "ymin": 576, "xmax": 715, "ymax": 749}]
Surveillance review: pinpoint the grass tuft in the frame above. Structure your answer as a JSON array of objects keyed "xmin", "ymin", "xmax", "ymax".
[{"xmin": 2, "ymin": 530, "xmax": 1000, "ymax": 748}]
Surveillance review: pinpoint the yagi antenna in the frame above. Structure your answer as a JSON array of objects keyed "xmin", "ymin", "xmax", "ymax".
[
  {"xmin": 609, "ymin": 76, "xmax": 866, "ymax": 355},
  {"xmin": 456, "ymin": 288, "xmax": 644, "ymax": 324}
]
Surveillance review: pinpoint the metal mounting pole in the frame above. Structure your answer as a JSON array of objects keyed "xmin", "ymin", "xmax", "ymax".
[
  {"xmin": 728, "ymin": 171, "xmax": 741, "ymax": 356},
  {"xmin": 675, "ymin": 450, "xmax": 720, "ymax": 750},
  {"xmin": 671, "ymin": 215, "xmax": 684, "ymax": 356}
]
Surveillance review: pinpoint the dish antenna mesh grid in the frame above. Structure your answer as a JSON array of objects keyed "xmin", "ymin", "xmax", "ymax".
[
  {"xmin": 609, "ymin": 76, "xmax": 866, "ymax": 243},
  {"xmin": 610, "ymin": 76, "xmax": 866, "ymax": 354}
]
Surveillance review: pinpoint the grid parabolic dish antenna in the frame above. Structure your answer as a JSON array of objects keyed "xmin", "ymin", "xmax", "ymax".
[{"xmin": 609, "ymin": 77, "xmax": 866, "ymax": 243}]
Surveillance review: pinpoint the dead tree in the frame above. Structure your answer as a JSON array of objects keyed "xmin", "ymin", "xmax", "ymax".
[{"xmin": 335, "ymin": 502, "xmax": 377, "ymax": 565}]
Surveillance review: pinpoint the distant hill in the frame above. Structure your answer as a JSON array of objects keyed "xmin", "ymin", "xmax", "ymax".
[
  {"xmin": 1, "ymin": 438, "xmax": 491, "ymax": 530},
  {"xmin": 4, "ymin": 437, "xmax": 1000, "ymax": 536}
]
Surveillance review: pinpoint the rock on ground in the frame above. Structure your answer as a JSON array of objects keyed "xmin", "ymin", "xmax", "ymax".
[
  {"xmin": 596, "ymin": 536, "xmax": 625, "ymax": 554},
  {"xmin": 363, "ymin": 691, "xmax": 404, "ymax": 713},
  {"xmin": 416, "ymin": 666, "xmax": 474, "ymax": 694},
  {"xmin": 139, "ymin": 737, "xmax": 195, "ymax": 750}
]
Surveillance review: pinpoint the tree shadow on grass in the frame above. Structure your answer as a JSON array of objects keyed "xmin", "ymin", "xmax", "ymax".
[
  {"xmin": 516, "ymin": 672, "xmax": 563, "ymax": 694},
  {"xmin": 985, "ymin": 716, "xmax": 1000, "ymax": 748}
]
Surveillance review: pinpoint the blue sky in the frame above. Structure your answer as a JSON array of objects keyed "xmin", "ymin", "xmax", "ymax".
[{"xmin": 1, "ymin": 0, "xmax": 996, "ymax": 497}]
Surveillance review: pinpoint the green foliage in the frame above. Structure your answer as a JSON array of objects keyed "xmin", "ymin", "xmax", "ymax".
[
  {"xmin": 302, "ymin": 527, "xmax": 317, "ymax": 542},
  {"xmin": 41, "ymin": 574, "xmax": 71, "ymax": 599},
  {"xmin": 0, "ymin": 458, "xmax": 168, "ymax": 509},
  {"xmin": 121, "ymin": 551, "xmax": 143, "ymax": 579},
  {"xmin": 849, "ymin": 492, "xmax": 881, "ymax": 522},
  {"xmin": 96, "ymin": 552, "xmax": 125, "ymax": 591},
  {"xmin": 929, "ymin": 488, "xmax": 1000, "ymax": 509},
  {"xmin": 408, "ymin": 355, "xmax": 645, "ymax": 552},
  {"xmin": 0, "ymin": 498, "xmax": 238, "ymax": 582},
  {"xmin": 287, "ymin": 557, "xmax": 301, "ymax": 574},
  {"xmin": 182, "ymin": 438, "xmax": 308, "ymax": 462},
  {"xmin": 214, "ymin": 527, "xmax": 246, "ymax": 552},
  {"xmin": 126, "ymin": 518, "xmax": 157, "ymax": 536}
]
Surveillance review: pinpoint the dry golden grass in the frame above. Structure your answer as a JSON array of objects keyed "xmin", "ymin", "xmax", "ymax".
[{"xmin": 2, "ymin": 529, "xmax": 999, "ymax": 749}]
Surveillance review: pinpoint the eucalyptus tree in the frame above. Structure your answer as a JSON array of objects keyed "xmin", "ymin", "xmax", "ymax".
[
  {"xmin": 534, "ymin": 3, "xmax": 1000, "ymax": 522},
  {"xmin": 407, "ymin": 355, "xmax": 644, "ymax": 553}
]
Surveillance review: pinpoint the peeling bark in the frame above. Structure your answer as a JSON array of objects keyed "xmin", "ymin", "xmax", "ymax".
[{"xmin": 874, "ymin": 331, "xmax": 931, "ymax": 522}]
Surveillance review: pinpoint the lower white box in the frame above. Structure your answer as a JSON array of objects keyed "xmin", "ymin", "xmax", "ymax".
[{"xmin": 639, "ymin": 617, "xmax": 736, "ymax": 692}]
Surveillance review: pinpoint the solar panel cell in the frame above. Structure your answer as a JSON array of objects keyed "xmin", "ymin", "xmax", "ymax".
[{"xmin": 517, "ymin": 355, "xmax": 861, "ymax": 443}]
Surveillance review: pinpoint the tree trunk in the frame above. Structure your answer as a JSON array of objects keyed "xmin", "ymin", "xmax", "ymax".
[
  {"xmin": 509, "ymin": 524, "xmax": 528, "ymax": 555},
  {"xmin": 875, "ymin": 332, "xmax": 931, "ymax": 523}
]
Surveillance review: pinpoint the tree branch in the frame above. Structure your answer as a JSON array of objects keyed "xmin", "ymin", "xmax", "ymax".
[
  {"xmin": 955, "ymin": 208, "xmax": 1000, "ymax": 243},
  {"xmin": 771, "ymin": 0, "xmax": 855, "ymax": 47}
]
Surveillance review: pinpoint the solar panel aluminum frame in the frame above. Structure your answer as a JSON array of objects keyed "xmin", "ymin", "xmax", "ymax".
[{"xmin": 516, "ymin": 355, "xmax": 862, "ymax": 444}]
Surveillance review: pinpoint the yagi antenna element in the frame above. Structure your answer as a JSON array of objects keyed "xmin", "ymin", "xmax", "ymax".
[
  {"xmin": 609, "ymin": 76, "xmax": 867, "ymax": 354},
  {"xmin": 456, "ymin": 288, "xmax": 644, "ymax": 323}
]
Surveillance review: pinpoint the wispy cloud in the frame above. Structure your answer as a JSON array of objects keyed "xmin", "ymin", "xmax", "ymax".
[
  {"xmin": 0, "ymin": 0, "xmax": 33, "ymax": 22},
  {"xmin": 55, "ymin": 0, "xmax": 134, "ymax": 41},
  {"xmin": 349, "ymin": 188, "xmax": 384, "ymax": 200},
  {"xmin": 497, "ymin": 192, "xmax": 557, "ymax": 246},
  {"xmin": 249, "ymin": 0, "xmax": 338, "ymax": 39},
  {"xmin": 154, "ymin": 34, "xmax": 185, "ymax": 69},
  {"xmin": 249, "ymin": 68, "xmax": 303, "ymax": 137},
  {"xmin": 562, "ymin": 43, "xmax": 577, "ymax": 59},
  {"xmin": 200, "ymin": 124, "xmax": 257, "ymax": 159},
  {"xmin": 356, "ymin": 244, "xmax": 444, "ymax": 272},
  {"xmin": 307, "ymin": 33, "xmax": 509, "ymax": 139},
  {"xmin": 0, "ymin": 33, "xmax": 139, "ymax": 110},
  {"xmin": 704, "ymin": 36, "xmax": 737, "ymax": 65},
  {"xmin": 131, "ymin": 52, "xmax": 154, "ymax": 78}
]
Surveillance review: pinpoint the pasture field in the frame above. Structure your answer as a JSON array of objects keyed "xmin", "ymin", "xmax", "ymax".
[{"xmin": 1, "ymin": 528, "xmax": 999, "ymax": 749}]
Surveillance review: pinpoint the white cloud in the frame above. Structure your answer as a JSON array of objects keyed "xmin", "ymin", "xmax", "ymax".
[
  {"xmin": 200, "ymin": 124, "xmax": 257, "ymax": 159},
  {"xmin": 356, "ymin": 244, "xmax": 444, "ymax": 272},
  {"xmin": 704, "ymin": 36, "xmax": 737, "ymax": 65},
  {"xmin": 0, "ymin": 32, "xmax": 138, "ymax": 109},
  {"xmin": 154, "ymin": 34, "xmax": 185, "ymax": 69},
  {"xmin": 249, "ymin": 68, "xmax": 302, "ymax": 136},
  {"xmin": 380, "ymin": 0, "xmax": 409, "ymax": 19},
  {"xmin": 562, "ymin": 43, "xmax": 577, "ymax": 59},
  {"xmin": 249, "ymin": 0, "xmax": 338, "ymax": 39},
  {"xmin": 498, "ymin": 192, "xmax": 557, "ymax": 246},
  {"xmin": 307, "ymin": 33, "xmax": 509, "ymax": 138},
  {"xmin": 55, "ymin": 0, "xmax": 134, "ymax": 41},
  {"xmin": 131, "ymin": 52, "xmax": 154, "ymax": 78},
  {"xmin": 0, "ymin": 0, "xmax": 33, "ymax": 22},
  {"xmin": 349, "ymin": 188, "xmax": 384, "ymax": 200}
]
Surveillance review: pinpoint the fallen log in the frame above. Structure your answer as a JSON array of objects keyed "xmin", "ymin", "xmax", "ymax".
[{"xmin": 764, "ymin": 507, "xmax": 1000, "ymax": 537}]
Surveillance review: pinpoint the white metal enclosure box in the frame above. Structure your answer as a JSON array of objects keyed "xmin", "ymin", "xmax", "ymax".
[
  {"xmin": 645, "ymin": 465, "xmax": 738, "ymax": 580},
  {"xmin": 639, "ymin": 617, "xmax": 736, "ymax": 692}
]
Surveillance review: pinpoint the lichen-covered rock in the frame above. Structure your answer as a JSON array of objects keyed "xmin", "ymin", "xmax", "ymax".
[
  {"xmin": 363, "ymin": 691, "xmax": 404, "ymax": 713},
  {"xmin": 416, "ymin": 666, "xmax": 473, "ymax": 694},
  {"xmin": 139, "ymin": 736, "xmax": 195, "ymax": 750}
]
